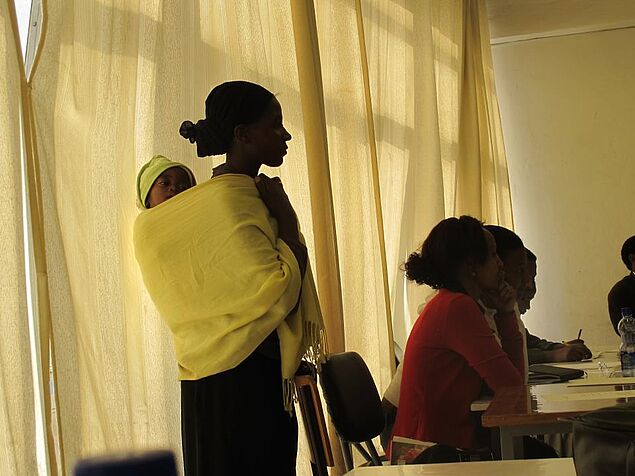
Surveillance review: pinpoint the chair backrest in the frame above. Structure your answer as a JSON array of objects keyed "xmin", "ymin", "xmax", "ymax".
[
  {"xmin": 319, "ymin": 351, "xmax": 385, "ymax": 443},
  {"xmin": 74, "ymin": 450, "xmax": 177, "ymax": 476},
  {"xmin": 295, "ymin": 373, "xmax": 335, "ymax": 474}
]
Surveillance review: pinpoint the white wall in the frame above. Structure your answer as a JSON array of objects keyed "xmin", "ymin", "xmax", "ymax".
[{"xmin": 490, "ymin": 20, "xmax": 635, "ymax": 347}]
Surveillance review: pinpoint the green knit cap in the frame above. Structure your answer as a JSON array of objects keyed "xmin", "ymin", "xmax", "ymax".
[{"xmin": 136, "ymin": 155, "xmax": 197, "ymax": 210}]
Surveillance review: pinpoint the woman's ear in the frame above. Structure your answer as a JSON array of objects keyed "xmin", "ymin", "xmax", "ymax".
[
  {"xmin": 464, "ymin": 258, "xmax": 477, "ymax": 278},
  {"xmin": 233, "ymin": 124, "xmax": 249, "ymax": 144}
]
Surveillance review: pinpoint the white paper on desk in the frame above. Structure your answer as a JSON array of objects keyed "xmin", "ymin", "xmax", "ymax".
[
  {"xmin": 592, "ymin": 348, "xmax": 618, "ymax": 359},
  {"xmin": 549, "ymin": 360, "xmax": 620, "ymax": 371},
  {"xmin": 568, "ymin": 377, "xmax": 635, "ymax": 387},
  {"xmin": 542, "ymin": 389, "xmax": 635, "ymax": 402}
]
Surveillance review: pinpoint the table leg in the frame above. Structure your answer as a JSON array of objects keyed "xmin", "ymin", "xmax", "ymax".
[{"xmin": 499, "ymin": 429, "xmax": 524, "ymax": 460}]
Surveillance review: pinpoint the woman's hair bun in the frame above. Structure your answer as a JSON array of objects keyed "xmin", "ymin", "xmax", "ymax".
[
  {"xmin": 179, "ymin": 121, "xmax": 197, "ymax": 143},
  {"xmin": 404, "ymin": 250, "xmax": 426, "ymax": 284},
  {"xmin": 403, "ymin": 216, "xmax": 486, "ymax": 291}
]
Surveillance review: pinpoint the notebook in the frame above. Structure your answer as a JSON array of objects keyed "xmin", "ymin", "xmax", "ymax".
[{"xmin": 528, "ymin": 364, "xmax": 585, "ymax": 385}]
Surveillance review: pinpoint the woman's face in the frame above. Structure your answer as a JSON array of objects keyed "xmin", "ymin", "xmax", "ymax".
[
  {"xmin": 146, "ymin": 167, "xmax": 192, "ymax": 208},
  {"xmin": 518, "ymin": 259, "xmax": 537, "ymax": 314},
  {"xmin": 474, "ymin": 229, "xmax": 504, "ymax": 292},
  {"xmin": 246, "ymin": 97, "xmax": 292, "ymax": 167}
]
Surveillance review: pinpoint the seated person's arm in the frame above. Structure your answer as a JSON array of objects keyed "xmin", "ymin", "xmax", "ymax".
[
  {"xmin": 534, "ymin": 345, "xmax": 592, "ymax": 363},
  {"xmin": 526, "ymin": 328, "xmax": 591, "ymax": 363},
  {"xmin": 493, "ymin": 310, "xmax": 526, "ymax": 376},
  {"xmin": 527, "ymin": 329, "xmax": 560, "ymax": 364},
  {"xmin": 447, "ymin": 299, "xmax": 523, "ymax": 392},
  {"xmin": 608, "ymin": 286, "xmax": 622, "ymax": 335},
  {"xmin": 526, "ymin": 329, "xmax": 559, "ymax": 351},
  {"xmin": 528, "ymin": 348, "xmax": 555, "ymax": 365}
]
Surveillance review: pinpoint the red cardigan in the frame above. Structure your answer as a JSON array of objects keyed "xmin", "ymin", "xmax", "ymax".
[{"xmin": 391, "ymin": 289, "xmax": 525, "ymax": 450}]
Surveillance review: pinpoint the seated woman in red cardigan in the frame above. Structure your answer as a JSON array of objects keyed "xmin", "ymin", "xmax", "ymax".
[{"xmin": 389, "ymin": 216, "xmax": 556, "ymax": 462}]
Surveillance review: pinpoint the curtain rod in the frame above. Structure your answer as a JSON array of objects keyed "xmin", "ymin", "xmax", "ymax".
[{"xmin": 490, "ymin": 22, "xmax": 635, "ymax": 46}]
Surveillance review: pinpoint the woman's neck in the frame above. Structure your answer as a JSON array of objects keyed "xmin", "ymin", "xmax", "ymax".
[
  {"xmin": 458, "ymin": 274, "xmax": 482, "ymax": 303},
  {"xmin": 220, "ymin": 152, "xmax": 261, "ymax": 178}
]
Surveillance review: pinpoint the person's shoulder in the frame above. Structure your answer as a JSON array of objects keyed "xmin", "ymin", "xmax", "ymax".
[
  {"xmin": 442, "ymin": 289, "xmax": 478, "ymax": 307},
  {"xmin": 434, "ymin": 289, "xmax": 481, "ymax": 316},
  {"xmin": 610, "ymin": 274, "xmax": 635, "ymax": 295},
  {"xmin": 204, "ymin": 176, "xmax": 262, "ymax": 209}
]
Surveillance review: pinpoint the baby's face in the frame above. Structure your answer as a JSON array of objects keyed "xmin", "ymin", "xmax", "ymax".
[{"xmin": 147, "ymin": 167, "xmax": 193, "ymax": 208}]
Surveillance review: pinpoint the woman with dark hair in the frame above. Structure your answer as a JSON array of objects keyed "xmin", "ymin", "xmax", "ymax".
[
  {"xmin": 389, "ymin": 216, "xmax": 525, "ymax": 460},
  {"xmin": 134, "ymin": 81, "xmax": 326, "ymax": 475}
]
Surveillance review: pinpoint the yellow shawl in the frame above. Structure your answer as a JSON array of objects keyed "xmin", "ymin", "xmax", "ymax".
[{"xmin": 133, "ymin": 174, "xmax": 326, "ymax": 409}]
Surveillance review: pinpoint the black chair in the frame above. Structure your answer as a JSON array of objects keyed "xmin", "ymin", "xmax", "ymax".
[
  {"xmin": 73, "ymin": 450, "xmax": 176, "ymax": 476},
  {"xmin": 319, "ymin": 351, "xmax": 385, "ymax": 471},
  {"xmin": 295, "ymin": 367, "xmax": 335, "ymax": 476}
]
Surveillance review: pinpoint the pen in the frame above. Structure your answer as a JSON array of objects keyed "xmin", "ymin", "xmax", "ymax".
[{"xmin": 577, "ymin": 329, "xmax": 582, "ymax": 340}]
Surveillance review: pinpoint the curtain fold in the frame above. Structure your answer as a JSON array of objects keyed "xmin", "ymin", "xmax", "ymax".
[
  {"xmin": 19, "ymin": 0, "xmax": 512, "ymax": 474},
  {"xmin": 360, "ymin": 0, "xmax": 513, "ymax": 352},
  {"xmin": 313, "ymin": 0, "xmax": 395, "ymax": 398},
  {"xmin": 455, "ymin": 0, "xmax": 513, "ymax": 225},
  {"xmin": 290, "ymin": 0, "xmax": 345, "ymax": 356},
  {"xmin": 0, "ymin": 1, "xmax": 37, "ymax": 475}
]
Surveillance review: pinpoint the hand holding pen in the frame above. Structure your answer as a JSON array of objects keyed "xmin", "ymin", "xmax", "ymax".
[
  {"xmin": 562, "ymin": 329, "xmax": 592, "ymax": 360},
  {"xmin": 565, "ymin": 329, "xmax": 584, "ymax": 346}
]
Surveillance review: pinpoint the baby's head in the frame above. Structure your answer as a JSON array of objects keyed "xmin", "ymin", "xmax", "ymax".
[{"xmin": 136, "ymin": 155, "xmax": 196, "ymax": 209}]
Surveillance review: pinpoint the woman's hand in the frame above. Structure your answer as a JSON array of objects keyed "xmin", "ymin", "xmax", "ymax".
[
  {"xmin": 482, "ymin": 280, "xmax": 517, "ymax": 313},
  {"xmin": 255, "ymin": 175, "xmax": 294, "ymax": 219},
  {"xmin": 255, "ymin": 174, "xmax": 299, "ymax": 241},
  {"xmin": 256, "ymin": 174, "xmax": 307, "ymax": 277}
]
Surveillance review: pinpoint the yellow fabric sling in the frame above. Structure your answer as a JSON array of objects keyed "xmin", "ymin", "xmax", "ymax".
[{"xmin": 133, "ymin": 174, "xmax": 326, "ymax": 410}]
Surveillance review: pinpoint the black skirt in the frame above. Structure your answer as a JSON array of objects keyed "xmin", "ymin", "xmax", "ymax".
[{"xmin": 180, "ymin": 350, "xmax": 298, "ymax": 476}]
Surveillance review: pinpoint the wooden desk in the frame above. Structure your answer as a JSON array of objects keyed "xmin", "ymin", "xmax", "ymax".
[
  {"xmin": 482, "ymin": 381, "xmax": 635, "ymax": 459},
  {"xmin": 344, "ymin": 458, "xmax": 576, "ymax": 475}
]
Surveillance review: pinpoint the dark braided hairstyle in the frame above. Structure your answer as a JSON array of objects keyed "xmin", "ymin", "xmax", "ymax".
[
  {"xmin": 404, "ymin": 215, "xmax": 488, "ymax": 292},
  {"xmin": 180, "ymin": 81, "xmax": 274, "ymax": 157}
]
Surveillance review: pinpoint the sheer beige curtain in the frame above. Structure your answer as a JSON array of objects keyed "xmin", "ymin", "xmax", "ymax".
[
  {"xmin": 0, "ymin": 2, "xmax": 37, "ymax": 474},
  {"xmin": 355, "ymin": 0, "xmax": 513, "ymax": 351},
  {"xmin": 20, "ymin": 0, "xmax": 510, "ymax": 474},
  {"xmin": 0, "ymin": 3, "xmax": 38, "ymax": 475},
  {"xmin": 29, "ymin": 0, "xmax": 317, "ymax": 473}
]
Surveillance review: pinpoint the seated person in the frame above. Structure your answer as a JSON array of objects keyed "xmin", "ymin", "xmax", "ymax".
[
  {"xmin": 389, "ymin": 216, "xmax": 554, "ymax": 461},
  {"xmin": 520, "ymin": 249, "xmax": 591, "ymax": 363},
  {"xmin": 608, "ymin": 235, "xmax": 635, "ymax": 335},
  {"xmin": 136, "ymin": 154, "xmax": 196, "ymax": 209},
  {"xmin": 483, "ymin": 225, "xmax": 532, "ymax": 375},
  {"xmin": 380, "ymin": 300, "xmax": 501, "ymax": 453}
]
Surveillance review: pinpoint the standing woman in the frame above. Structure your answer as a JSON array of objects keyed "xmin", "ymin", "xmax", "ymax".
[
  {"xmin": 390, "ymin": 216, "xmax": 525, "ymax": 460},
  {"xmin": 134, "ymin": 81, "xmax": 326, "ymax": 475}
]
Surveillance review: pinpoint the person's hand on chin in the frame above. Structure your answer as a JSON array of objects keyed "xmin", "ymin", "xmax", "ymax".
[{"xmin": 482, "ymin": 280, "xmax": 517, "ymax": 314}]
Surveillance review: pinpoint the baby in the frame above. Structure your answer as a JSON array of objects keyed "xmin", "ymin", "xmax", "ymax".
[{"xmin": 136, "ymin": 155, "xmax": 196, "ymax": 209}]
